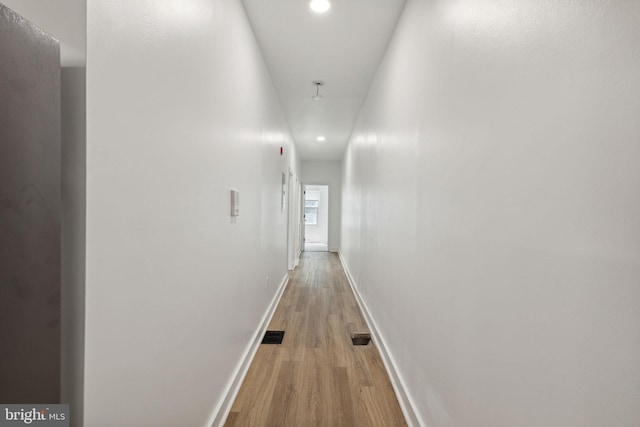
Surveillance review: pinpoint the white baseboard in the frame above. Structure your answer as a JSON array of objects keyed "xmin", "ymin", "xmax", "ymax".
[
  {"xmin": 207, "ymin": 273, "xmax": 290, "ymax": 427},
  {"xmin": 337, "ymin": 251, "xmax": 423, "ymax": 427}
]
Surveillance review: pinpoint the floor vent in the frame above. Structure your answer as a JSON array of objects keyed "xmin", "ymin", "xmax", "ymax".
[
  {"xmin": 351, "ymin": 333, "xmax": 372, "ymax": 346},
  {"xmin": 262, "ymin": 330, "xmax": 285, "ymax": 345}
]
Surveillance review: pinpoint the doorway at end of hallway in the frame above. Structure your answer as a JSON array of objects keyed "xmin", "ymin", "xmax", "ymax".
[{"xmin": 303, "ymin": 184, "xmax": 328, "ymax": 252}]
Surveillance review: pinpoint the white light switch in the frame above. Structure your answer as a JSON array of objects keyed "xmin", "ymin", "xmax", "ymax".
[{"xmin": 230, "ymin": 190, "xmax": 240, "ymax": 216}]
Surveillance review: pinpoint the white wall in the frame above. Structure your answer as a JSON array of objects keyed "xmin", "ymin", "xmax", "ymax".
[
  {"xmin": 302, "ymin": 161, "xmax": 341, "ymax": 251},
  {"xmin": 85, "ymin": 1, "xmax": 299, "ymax": 425},
  {"xmin": 304, "ymin": 186, "xmax": 328, "ymax": 244},
  {"xmin": 60, "ymin": 66, "xmax": 86, "ymax": 427},
  {"xmin": 341, "ymin": 1, "xmax": 640, "ymax": 426}
]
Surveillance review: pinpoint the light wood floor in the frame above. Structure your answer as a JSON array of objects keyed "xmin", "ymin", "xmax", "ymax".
[{"xmin": 224, "ymin": 252, "xmax": 407, "ymax": 427}]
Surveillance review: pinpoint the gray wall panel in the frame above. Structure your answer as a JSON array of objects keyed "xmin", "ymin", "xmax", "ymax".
[{"xmin": 0, "ymin": 3, "xmax": 61, "ymax": 403}]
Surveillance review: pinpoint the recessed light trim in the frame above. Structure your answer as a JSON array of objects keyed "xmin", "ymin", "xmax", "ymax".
[
  {"xmin": 310, "ymin": 0, "xmax": 330, "ymax": 14},
  {"xmin": 317, "ymin": 136, "xmax": 326, "ymax": 141}
]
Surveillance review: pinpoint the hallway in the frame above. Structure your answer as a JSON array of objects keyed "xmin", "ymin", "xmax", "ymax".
[
  {"xmin": 224, "ymin": 252, "xmax": 406, "ymax": 426},
  {"xmin": 3, "ymin": 0, "xmax": 639, "ymax": 425}
]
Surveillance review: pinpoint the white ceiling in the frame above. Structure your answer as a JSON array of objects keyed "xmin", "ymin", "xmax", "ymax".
[
  {"xmin": 242, "ymin": 0, "xmax": 406, "ymax": 161},
  {"xmin": 3, "ymin": 0, "xmax": 405, "ymax": 160}
]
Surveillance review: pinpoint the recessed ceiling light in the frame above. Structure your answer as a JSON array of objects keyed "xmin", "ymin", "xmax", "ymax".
[
  {"xmin": 317, "ymin": 136, "xmax": 326, "ymax": 141},
  {"xmin": 310, "ymin": 0, "xmax": 330, "ymax": 14}
]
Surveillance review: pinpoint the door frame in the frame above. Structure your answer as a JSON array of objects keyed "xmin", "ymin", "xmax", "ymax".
[{"xmin": 286, "ymin": 168, "xmax": 300, "ymax": 270}]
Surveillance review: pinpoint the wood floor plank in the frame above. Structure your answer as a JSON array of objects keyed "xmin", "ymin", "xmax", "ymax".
[
  {"xmin": 224, "ymin": 252, "xmax": 406, "ymax": 427},
  {"xmin": 349, "ymin": 347, "xmax": 374, "ymax": 387},
  {"xmin": 263, "ymin": 361, "xmax": 300, "ymax": 426},
  {"xmin": 283, "ymin": 311, "xmax": 306, "ymax": 362},
  {"xmin": 224, "ymin": 411, "xmax": 239, "ymax": 427},
  {"xmin": 330, "ymin": 367, "xmax": 357, "ymax": 426},
  {"xmin": 227, "ymin": 346, "xmax": 284, "ymax": 426}
]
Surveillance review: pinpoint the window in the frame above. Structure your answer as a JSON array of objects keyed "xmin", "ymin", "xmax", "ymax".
[
  {"xmin": 304, "ymin": 190, "xmax": 320, "ymax": 225},
  {"xmin": 305, "ymin": 200, "xmax": 319, "ymax": 225}
]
